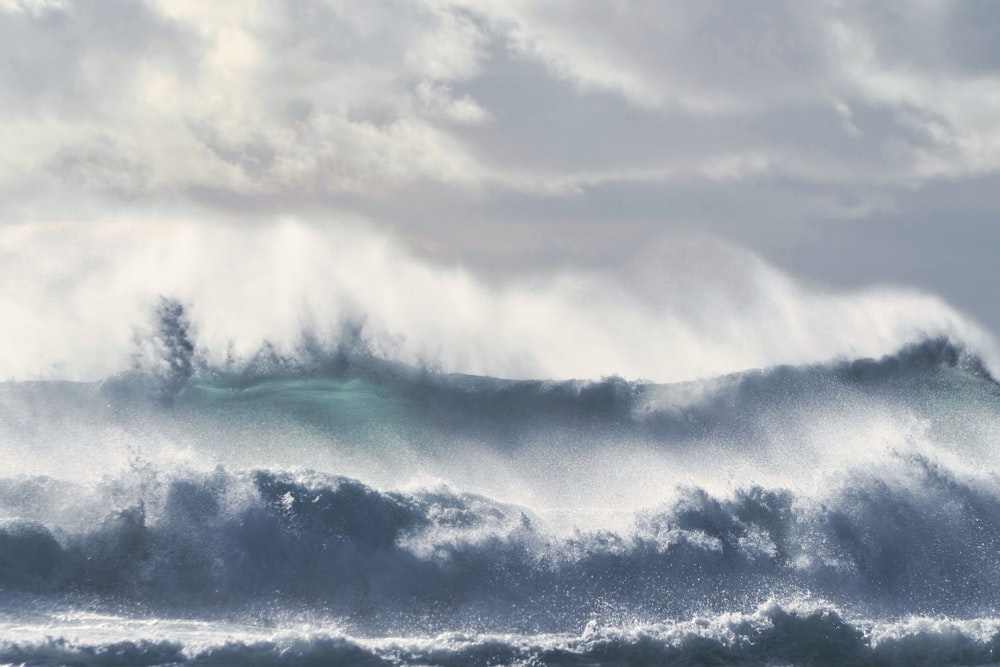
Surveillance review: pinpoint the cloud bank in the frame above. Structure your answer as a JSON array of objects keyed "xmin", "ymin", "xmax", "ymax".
[
  {"xmin": 3, "ymin": 1, "xmax": 1000, "ymax": 331},
  {"xmin": 4, "ymin": 1, "xmax": 1000, "ymax": 208}
]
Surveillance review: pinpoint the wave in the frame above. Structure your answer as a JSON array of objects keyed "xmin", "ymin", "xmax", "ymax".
[
  {"xmin": 3, "ymin": 335, "xmax": 1000, "ymax": 509},
  {"xmin": 0, "ymin": 334, "xmax": 994, "ymax": 502},
  {"xmin": 0, "ymin": 348, "xmax": 997, "ymax": 665},
  {"xmin": 2, "ymin": 445, "xmax": 1000, "ymax": 633},
  {"xmin": 3, "ymin": 228, "xmax": 1000, "ymax": 666},
  {"xmin": 94, "ymin": 334, "xmax": 1000, "ymax": 441},
  {"xmin": 3, "ymin": 604, "xmax": 1000, "ymax": 666}
]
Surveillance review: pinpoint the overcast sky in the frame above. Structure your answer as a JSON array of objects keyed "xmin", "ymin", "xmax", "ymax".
[{"xmin": 4, "ymin": 0, "xmax": 1000, "ymax": 333}]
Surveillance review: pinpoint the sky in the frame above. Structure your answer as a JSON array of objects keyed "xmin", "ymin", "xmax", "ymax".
[{"xmin": 3, "ymin": 0, "xmax": 1000, "ymax": 342}]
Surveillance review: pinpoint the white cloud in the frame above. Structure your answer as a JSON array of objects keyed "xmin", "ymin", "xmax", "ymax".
[
  {"xmin": 0, "ymin": 0, "xmax": 500, "ymax": 207},
  {"xmin": 417, "ymin": 81, "xmax": 492, "ymax": 125},
  {"xmin": 405, "ymin": 3, "xmax": 488, "ymax": 82},
  {"xmin": 0, "ymin": 0, "xmax": 66, "ymax": 15},
  {"xmin": 3, "ymin": 0, "xmax": 1000, "ymax": 217},
  {"xmin": 460, "ymin": 0, "xmax": 834, "ymax": 113},
  {"xmin": 446, "ymin": 1, "xmax": 1000, "ymax": 190}
]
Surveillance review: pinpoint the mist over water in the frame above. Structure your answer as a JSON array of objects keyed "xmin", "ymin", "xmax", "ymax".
[
  {"xmin": 2, "ymin": 219, "xmax": 994, "ymax": 383},
  {"xmin": 4, "ymin": 219, "xmax": 1000, "ymax": 665}
]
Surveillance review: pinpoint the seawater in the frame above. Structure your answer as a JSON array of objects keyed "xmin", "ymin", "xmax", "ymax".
[
  {"xmin": 2, "ymin": 336, "xmax": 1000, "ymax": 665},
  {"xmin": 4, "ymin": 221, "xmax": 1000, "ymax": 665}
]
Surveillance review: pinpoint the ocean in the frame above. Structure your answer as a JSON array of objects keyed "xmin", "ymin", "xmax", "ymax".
[{"xmin": 3, "ymin": 224, "xmax": 1000, "ymax": 665}]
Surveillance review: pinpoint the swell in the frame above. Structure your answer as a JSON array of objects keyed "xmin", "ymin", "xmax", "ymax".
[{"xmin": 107, "ymin": 335, "xmax": 1000, "ymax": 447}]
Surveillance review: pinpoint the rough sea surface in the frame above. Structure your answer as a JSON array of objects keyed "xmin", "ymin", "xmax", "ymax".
[{"xmin": 3, "ymin": 325, "xmax": 1000, "ymax": 665}]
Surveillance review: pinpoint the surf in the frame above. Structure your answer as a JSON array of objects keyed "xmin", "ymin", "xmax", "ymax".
[{"xmin": 4, "ymin": 220, "xmax": 1000, "ymax": 664}]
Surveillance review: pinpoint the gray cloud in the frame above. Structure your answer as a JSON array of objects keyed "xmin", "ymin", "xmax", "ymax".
[
  {"xmin": 3, "ymin": 0, "xmax": 1000, "ymax": 331},
  {"xmin": 4, "ymin": 0, "xmax": 997, "ymax": 200},
  {"xmin": 0, "ymin": 0, "xmax": 199, "ymax": 112}
]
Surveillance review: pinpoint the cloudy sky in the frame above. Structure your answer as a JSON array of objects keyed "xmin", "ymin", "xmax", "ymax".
[{"xmin": 4, "ymin": 0, "xmax": 1000, "ymax": 335}]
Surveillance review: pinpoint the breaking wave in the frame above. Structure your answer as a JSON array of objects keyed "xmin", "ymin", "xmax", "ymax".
[{"xmin": 4, "ymin": 220, "xmax": 1000, "ymax": 664}]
